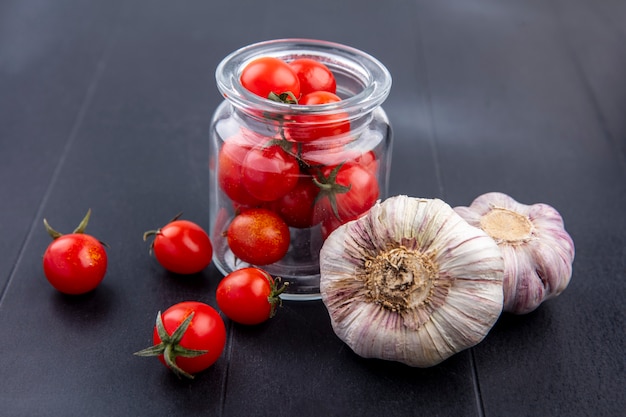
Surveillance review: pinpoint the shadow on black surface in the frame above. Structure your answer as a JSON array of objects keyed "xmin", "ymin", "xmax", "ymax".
[{"xmin": 51, "ymin": 284, "xmax": 116, "ymax": 327}]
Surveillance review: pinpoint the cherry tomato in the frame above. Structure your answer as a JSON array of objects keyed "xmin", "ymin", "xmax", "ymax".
[
  {"xmin": 216, "ymin": 267, "xmax": 286, "ymax": 325},
  {"xmin": 320, "ymin": 211, "xmax": 346, "ymax": 240},
  {"xmin": 240, "ymin": 57, "xmax": 300, "ymax": 101},
  {"xmin": 271, "ymin": 175, "xmax": 320, "ymax": 228},
  {"xmin": 300, "ymin": 90, "xmax": 342, "ymax": 105},
  {"xmin": 144, "ymin": 216, "xmax": 213, "ymax": 275},
  {"xmin": 288, "ymin": 91, "xmax": 350, "ymax": 142},
  {"xmin": 218, "ymin": 133, "xmax": 265, "ymax": 206},
  {"xmin": 313, "ymin": 162, "xmax": 379, "ymax": 225},
  {"xmin": 134, "ymin": 301, "xmax": 226, "ymax": 379},
  {"xmin": 354, "ymin": 150, "xmax": 379, "ymax": 175},
  {"xmin": 227, "ymin": 208, "xmax": 290, "ymax": 265},
  {"xmin": 289, "ymin": 58, "xmax": 336, "ymax": 96},
  {"xmin": 42, "ymin": 209, "xmax": 107, "ymax": 295},
  {"xmin": 241, "ymin": 143, "xmax": 300, "ymax": 202}
]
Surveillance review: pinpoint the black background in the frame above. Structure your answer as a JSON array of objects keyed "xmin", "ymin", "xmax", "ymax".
[{"xmin": 1, "ymin": 0, "xmax": 624, "ymax": 416}]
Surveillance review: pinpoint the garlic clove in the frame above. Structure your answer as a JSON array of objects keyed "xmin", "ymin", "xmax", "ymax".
[
  {"xmin": 320, "ymin": 195, "xmax": 504, "ymax": 367},
  {"xmin": 454, "ymin": 192, "xmax": 575, "ymax": 315}
]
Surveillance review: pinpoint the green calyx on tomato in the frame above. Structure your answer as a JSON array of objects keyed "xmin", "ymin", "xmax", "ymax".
[
  {"xmin": 134, "ymin": 311, "xmax": 208, "ymax": 380},
  {"xmin": 267, "ymin": 91, "xmax": 298, "ymax": 104},
  {"xmin": 312, "ymin": 163, "xmax": 352, "ymax": 220},
  {"xmin": 248, "ymin": 272, "xmax": 287, "ymax": 320},
  {"xmin": 142, "ymin": 212, "xmax": 183, "ymax": 253},
  {"xmin": 44, "ymin": 208, "xmax": 93, "ymax": 239},
  {"xmin": 266, "ymin": 274, "xmax": 288, "ymax": 319},
  {"xmin": 44, "ymin": 209, "xmax": 109, "ymax": 248},
  {"xmin": 135, "ymin": 302, "xmax": 226, "ymax": 379}
]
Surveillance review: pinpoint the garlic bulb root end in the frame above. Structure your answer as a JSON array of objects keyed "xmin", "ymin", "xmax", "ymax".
[
  {"xmin": 320, "ymin": 195, "xmax": 504, "ymax": 367},
  {"xmin": 454, "ymin": 192, "xmax": 575, "ymax": 315}
]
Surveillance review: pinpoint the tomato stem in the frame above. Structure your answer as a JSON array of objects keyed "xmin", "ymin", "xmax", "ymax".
[
  {"xmin": 143, "ymin": 213, "xmax": 182, "ymax": 244},
  {"xmin": 312, "ymin": 164, "xmax": 352, "ymax": 221},
  {"xmin": 142, "ymin": 229, "xmax": 160, "ymax": 255},
  {"xmin": 169, "ymin": 212, "xmax": 183, "ymax": 223},
  {"xmin": 43, "ymin": 218, "xmax": 63, "ymax": 240},
  {"xmin": 267, "ymin": 275, "xmax": 289, "ymax": 318},
  {"xmin": 267, "ymin": 91, "xmax": 298, "ymax": 104},
  {"xmin": 134, "ymin": 311, "xmax": 208, "ymax": 380},
  {"xmin": 43, "ymin": 208, "xmax": 93, "ymax": 240},
  {"xmin": 73, "ymin": 209, "xmax": 92, "ymax": 234},
  {"xmin": 142, "ymin": 229, "xmax": 160, "ymax": 242}
]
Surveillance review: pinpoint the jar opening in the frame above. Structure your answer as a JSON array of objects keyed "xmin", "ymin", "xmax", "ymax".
[{"xmin": 215, "ymin": 39, "xmax": 392, "ymax": 119}]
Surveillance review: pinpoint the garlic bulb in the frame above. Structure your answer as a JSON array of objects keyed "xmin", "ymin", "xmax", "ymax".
[
  {"xmin": 454, "ymin": 192, "xmax": 575, "ymax": 315},
  {"xmin": 319, "ymin": 195, "xmax": 504, "ymax": 367}
]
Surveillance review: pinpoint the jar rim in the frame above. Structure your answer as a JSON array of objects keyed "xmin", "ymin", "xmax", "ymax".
[{"xmin": 215, "ymin": 38, "xmax": 392, "ymax": 117}]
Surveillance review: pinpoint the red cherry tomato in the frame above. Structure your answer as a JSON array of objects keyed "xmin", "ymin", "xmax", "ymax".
[
  {"xmin": 300, "ymin": 91, "xmax": 342, "ymax": 105},
  {"xmin": 288, "ymin": 91, "xmax": 350, "ymax": 142},
  {"xmin": 241, "ymin": 143, "xmax": 300, "ymax": 202},
  {"xmin": 240, "ymin": 57, "xmax": 300, "ymax": 101},
  {"xmin": 271, "ymin": 175, "xmax": 320, "ymax": 228},
  {"xmin": 289, "ymin": 58, "xmax": 336, "ymax": 96},
  {"xmin": 216, "ymin": 267, "xmax": 286, "ymax": 325},
  {"xmin": 144, "ymin": 216, "xmax": 213, "ymax": 275},
  {"xmin": 354, "ymin": 150, "xmax": 379, "ymax": 175},
  {"xmin": 42, "ymin": 209, "xmax": 107, "ymax": 295},
  {"xmin": 320, "ymin": 211, "xmax": 346, "ymax": 240},
  {"xmin": 134, "ymin": 301, "xmax": 226, "ymax": 379},
  {"xmin": 218, "ymin": 133, "xmax": 266, "ymax": 206},
  {"xmin": 227, "ymin": 208, "xmax": 290, "ymax": 265},
  {"xmin": 310, "ymin": 153, "xmax": 378, "ymax": 240},
  {"xmin": 313, "ymin": 162, "xmax": 379, "ymax": 225}
]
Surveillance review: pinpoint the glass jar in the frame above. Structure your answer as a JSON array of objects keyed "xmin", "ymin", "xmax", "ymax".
[{"xmin": 209, "ymin": 39, "xmax": 392, "ymax": 300}]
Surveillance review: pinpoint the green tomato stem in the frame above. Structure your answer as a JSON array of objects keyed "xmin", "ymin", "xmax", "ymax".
[
  {"xmin": 267, "ymin": 275, "xmax": 289, "ymax": 318},
  {"xmin": 43, "ymin": 218, "xmax": 63, "ymax": 240},
  {"xmin": 133, "ymin": 311, "xmax": 208, "ymax": 380},
  {"xmin": 73, "ymin": 208, "xmax": 92, "ymax": 234}
]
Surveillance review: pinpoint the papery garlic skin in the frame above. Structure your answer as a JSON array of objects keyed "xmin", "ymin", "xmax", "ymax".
[
  {"xmin": 454, "ymin": 192, "xmax": 575, "ymax": 315},
  {"xmin": 320, "ymin": 195, "xmax": 504, "ymax": 367}
]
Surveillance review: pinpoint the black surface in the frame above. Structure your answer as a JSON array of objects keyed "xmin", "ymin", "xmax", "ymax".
[{"xmin": 1, "ymin": 1, "xmax": 625, "ymax": 416}]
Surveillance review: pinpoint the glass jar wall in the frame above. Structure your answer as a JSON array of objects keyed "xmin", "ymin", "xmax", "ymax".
[{"xmin": 209, "ymin": 39, "xmax": 392, "ymax": 300}]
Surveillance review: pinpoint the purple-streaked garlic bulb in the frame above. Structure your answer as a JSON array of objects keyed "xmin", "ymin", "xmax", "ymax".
[
  {"xmin": 454, "ymin": 192, "xmax": 575, "ymax": 315},
  {"xmin": 319, "ymin": 195, "xmax": 504, "ymax": 367}
]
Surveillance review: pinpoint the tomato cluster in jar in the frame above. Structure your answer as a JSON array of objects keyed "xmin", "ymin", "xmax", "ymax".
[{"xmin": 218, "ymin": 56, "xmax": 380, "ymax": 266}]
